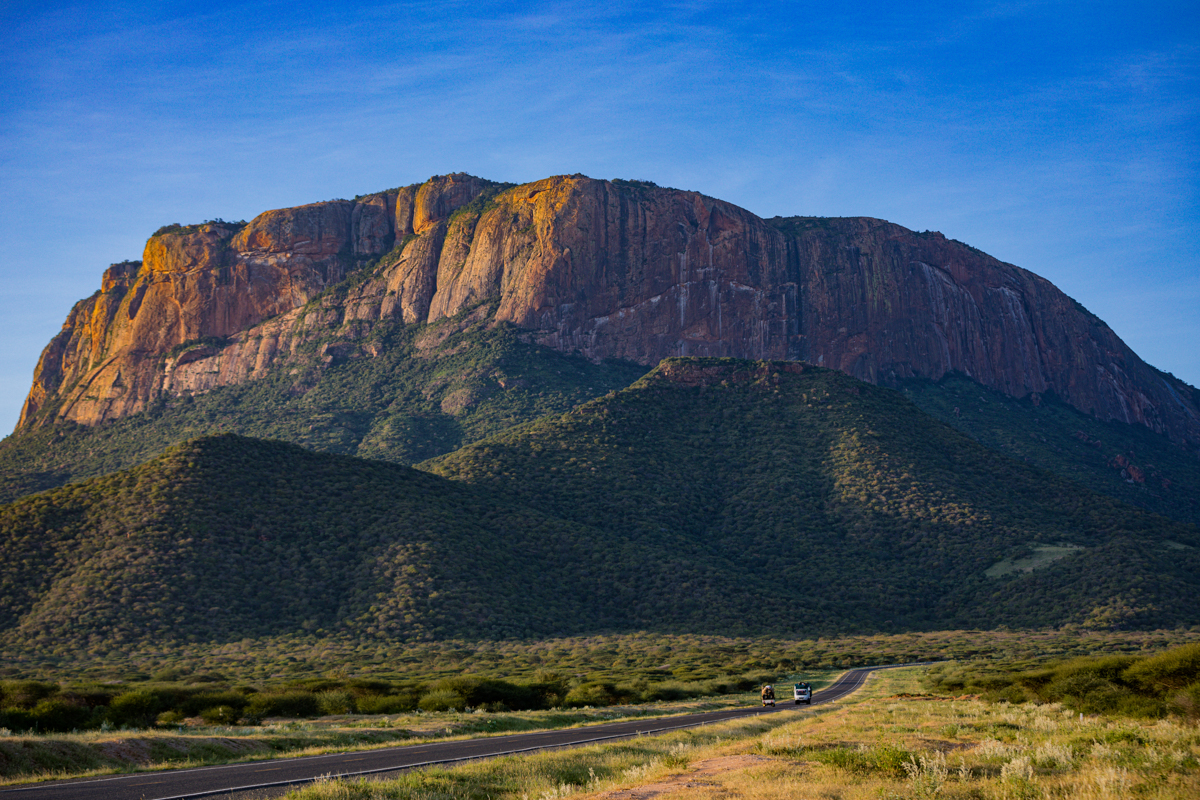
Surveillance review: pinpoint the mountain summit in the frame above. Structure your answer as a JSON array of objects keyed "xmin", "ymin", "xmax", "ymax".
[{"xmin": 18, "ymin": 173, "xmax": 1200, "ymax": 453}]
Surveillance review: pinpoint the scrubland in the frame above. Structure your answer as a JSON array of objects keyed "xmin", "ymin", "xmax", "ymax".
[{"xmin": 284, "ymin": 667, "xmax": 1199, "ymax": 800}]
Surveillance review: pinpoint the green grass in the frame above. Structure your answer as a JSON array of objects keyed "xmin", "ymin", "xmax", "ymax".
[{"xmin": 984, "ymin": 544, "xmax": 1086, "ymax": 577}]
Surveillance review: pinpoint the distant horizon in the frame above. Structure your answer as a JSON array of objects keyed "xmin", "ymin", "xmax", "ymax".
[{"xmin": 3, "ymin": 1, "xmax": 1197, "ymax": 434}]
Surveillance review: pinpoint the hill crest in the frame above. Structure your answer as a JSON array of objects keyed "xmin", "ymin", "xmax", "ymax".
[
  {"xmin": 3, "ymin": 359, "xmax": 1199, "ymax": 657},
  {"xmin": 18, "ymin": 173, "xmax": 1200, "ymax": 455}
]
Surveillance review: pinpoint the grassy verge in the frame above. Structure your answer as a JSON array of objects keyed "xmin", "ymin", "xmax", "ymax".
[
  {"xmin": 278, "ymin": 667, "xmax": 1200, "ymax": 800},
  {"xmin": 0, "ymin": 677, "xmax": 835, "ymax": 785}
]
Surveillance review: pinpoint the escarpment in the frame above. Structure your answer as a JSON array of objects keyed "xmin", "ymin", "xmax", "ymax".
[{"xmin": 18, "ymin": 173, "xmax": 1200, "ymax": 452}]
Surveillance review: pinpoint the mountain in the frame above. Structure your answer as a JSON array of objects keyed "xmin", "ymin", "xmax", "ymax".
[
  {"xmin": 0, "ymin": 315, "xmax": 646, "ymax": 504},
  {"xmin": 4, "ymin": 360, "xmax": 1196, "ymax": 658},
  {"xmin": 902, "ymin": 373, "xmax": 1200, "ymax": 527},
  {"xmin": 423, "ymin": 358, "xmax": 1200, "ymax": 632},
  {"xmin": 18, "ymin": 174, "xmax": 1200, "ymax": 456},
  {"xmin": 0, "ymin": 434, "xmax": 620, "ymax": 649}
]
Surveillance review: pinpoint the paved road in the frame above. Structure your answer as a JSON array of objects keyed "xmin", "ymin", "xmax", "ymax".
[{"xmin": 2, "ymin": 664, "xmax": 924, "ymax": 800}]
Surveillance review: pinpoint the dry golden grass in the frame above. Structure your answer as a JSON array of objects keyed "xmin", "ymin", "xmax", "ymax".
[{"xmin": 285, "ymin": 667, "xmax": 1200, "ymax": 800}]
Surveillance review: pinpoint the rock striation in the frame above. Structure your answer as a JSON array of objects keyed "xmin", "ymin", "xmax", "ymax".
[{"xmin": 19, "ymin": 174, "xmax": 1200, "ymax": 453}]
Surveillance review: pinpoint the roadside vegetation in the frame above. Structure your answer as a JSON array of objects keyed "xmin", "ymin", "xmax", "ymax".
[
  {"xmin": 3, "ymin": 642, "xmax": 1198, "ymax": 793},
  {"xmin": 0, "ymin": 696, "xmax": 752, "ymax": 785},
  {"xmin": 0, "ymin": 670, "xmax": 799, "ymax": 736},
  {"xmin": 2, "ymin": 630, "xmax": 1195, "ymax": 734},
  {"xmin": 926, "ymin": 642, "xmax": 1200, "ymax": 721},
  {"xmin": 277, "ymin": 661, "xmax": 1199, "ymax": 800}
]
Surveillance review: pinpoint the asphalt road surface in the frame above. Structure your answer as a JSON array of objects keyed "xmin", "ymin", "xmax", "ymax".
[{"xmin": 3, "ymin": 664, "xmax": 925, "ymax": 800}]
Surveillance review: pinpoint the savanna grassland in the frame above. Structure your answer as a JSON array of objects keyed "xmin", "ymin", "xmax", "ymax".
[
  {"xmin": 267, "ymin": 654, "xmax": 1199, "ymax": 800},
  {"xmin": 4, "ymin": 642, "xmax": 1199, "ymax": 795},
  {"xmin": 2, "ymin": 630, "xmax": 1194, "ymax": 742}
]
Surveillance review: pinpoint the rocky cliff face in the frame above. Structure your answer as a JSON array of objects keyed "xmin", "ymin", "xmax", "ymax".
[{"xmin": 19, "ymin": 174, "xmax": 1200, "ymax": 453}]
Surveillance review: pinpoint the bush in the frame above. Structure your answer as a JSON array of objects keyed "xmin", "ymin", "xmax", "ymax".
[
  {"xmin": 425, "ymin": 677, "xmax": 541, "ymax": 711},
  {"xmin": 346, "ymin": 679, "xmax": 394, "ymax": 695},
  {"xmin": 316, "ymin": 690, "xmax": 354, "ymax": 715},
  {"xmin": 418, "ymin": 689, "xmax": 468, "ymax": 712},
  {"xmin": 200, "ymin": 705, "xmax": 240, "ymax": 725},
  {"xmin": 642, "ymin": 684, "xmax": 688, "ymax": 702},
  {"xmin": 355, "ymin": 694, "xmax": 417, "ymax": 714},
  {"xmin": 30, "ymin": 698, "xmax": 92, "ymax": 732},
  {"xmin": 1123, "ymin": 642, "xmax": 1200, "ymax": 693},
  {"xmin": 0, "ymin": 681, "xmax": 57, "ymax": 709},
  {"xmin": 245, "ymin": 691, "xmax": 320, "ymax": 718},
  {"xmin": 107, "ymin": 690, "xmax": 167, "ymax": 728},
  {"xmin": 1168, "ymin": 681, "xmax": 1200, "ymax": 722},
  {"xmin": 181, "ymin": 690, "xmax": 249, "ymax": 716},
  {"xmin": 928, "ymin": 642, "xmax": 1200, "ymax": 720},
  {"xmin": 157, "ymin": 710, "xmax": 186, "ymax": 726},
  {"xmin": 0, "ymin": 709, "xmax": 34, "ymax": 732},
  {"xmin": 563, "ymin": 682, "xmax": 617, "ymax": 708}
]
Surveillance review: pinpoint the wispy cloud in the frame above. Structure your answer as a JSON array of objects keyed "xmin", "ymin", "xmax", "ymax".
[{"xmin": 1, "ymin": 0, "xmax": 1197, "ymax": 431}]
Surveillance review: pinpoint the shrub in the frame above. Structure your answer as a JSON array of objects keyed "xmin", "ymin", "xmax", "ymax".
[
  {"xmin": 182, "ymin": 690, "xmax": 249, "ymax": 716},
  {"xmin": 346, "ymin": 679, "xmax": 394, "ymax": 695},
  {"xmin": 418, "ymin": 689, "xmax": 468, "ymax": 712},
  {"xmin": 246, "ymin": 691, "xmax": 320, "ymax": 718},
  {"xmin": 0, "ymin": 709, "xmax": 34, "ymax": 732},
  {"xmin": 355, "ymin": 694, "xmax": 417, "ymax": 714},
  {"xmin": 200, "ymin": 705, "xmax": 240, "ymax": 725},
  {"xmin": 563, "ymin": 682, "xmax": 617, "ymax": 708},
  {"xmin": 317, "ymin": 690, "xmax": 354, "ymax": 715},
  {"xmin": 30, "ymin": 698, "xmax": 92, "ymax": 732},
  {"xmin": 1123, "ymin": 642, "xmax": 1200, "ymax": 693},
  {"xmin": 157, "ymin": 710, "xmax": 186, "ymax": 726},
  {"xmin": 1167, "ymin": 681, "xmax": 1200, "ymax": 722},
  {"xmin": 424, "ymin": 677, "xmax": 541, "ymax": 711},
  {"xmin": 642, "ymin": 685, "xmax": 688, "ymax": 702},
  {"xmin": 0, "ymin": 680, "xmax": 57, "ymax": 709},
  {"xmin": 107, "ymin": 690, "xmax": 167, "ymax": 728}
]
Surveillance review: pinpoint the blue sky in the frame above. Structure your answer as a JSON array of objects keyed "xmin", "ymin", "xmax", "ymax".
[{"xmin": 1, "ymin": 1, "xmax": 1197, "ymax": 435}]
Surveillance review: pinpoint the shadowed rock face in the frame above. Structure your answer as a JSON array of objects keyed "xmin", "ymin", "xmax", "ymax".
[{"xmin": 18, "ymin": 174, "xmax": 1200, "ymax": 452}]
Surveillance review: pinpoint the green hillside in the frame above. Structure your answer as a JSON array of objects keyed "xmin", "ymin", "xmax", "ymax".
[
  {"xmin": 4, "ymin": 303, "xmax": 1197, "ymax": 543},
  {"xmin": 0, "ymin": 434, "xmax": 623, "ymax": 652},
  {"xmin": 3, "ymin": 359, "xmax": 1198, "ymax": 661},
  {"xmin": 425, "ymin": 358, "xmax": 1200, "ymax": 632},
  {"xmin": 903, "ymin": 373, "xmax": 1200, "ymax": 527},
  {"xmin": 0, "ymin": 314, "xmax": 647, "ymax": 504}
]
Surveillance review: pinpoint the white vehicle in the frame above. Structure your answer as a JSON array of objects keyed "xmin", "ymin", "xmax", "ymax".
[{"xmin": 794, "ymin": 682, "xmax": 812, "ymax": 705}]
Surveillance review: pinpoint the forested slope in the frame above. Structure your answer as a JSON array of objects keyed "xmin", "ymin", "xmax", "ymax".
[
  {"xmin": 0, "ymin": 316, "xmax": 647, "ymax": 504},
  {"xmin": 426, "ymin": 358, "xmax": 1200, "ymax": 631},
  {"xmin": 3, "ymin": 360, "xmax": 1198, "ymax": 659}
]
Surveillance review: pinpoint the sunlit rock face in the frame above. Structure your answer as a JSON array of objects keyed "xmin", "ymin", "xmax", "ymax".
[{"xmin": 18, "ymin": 173, "xmax": 1200, "ymax": 452}]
